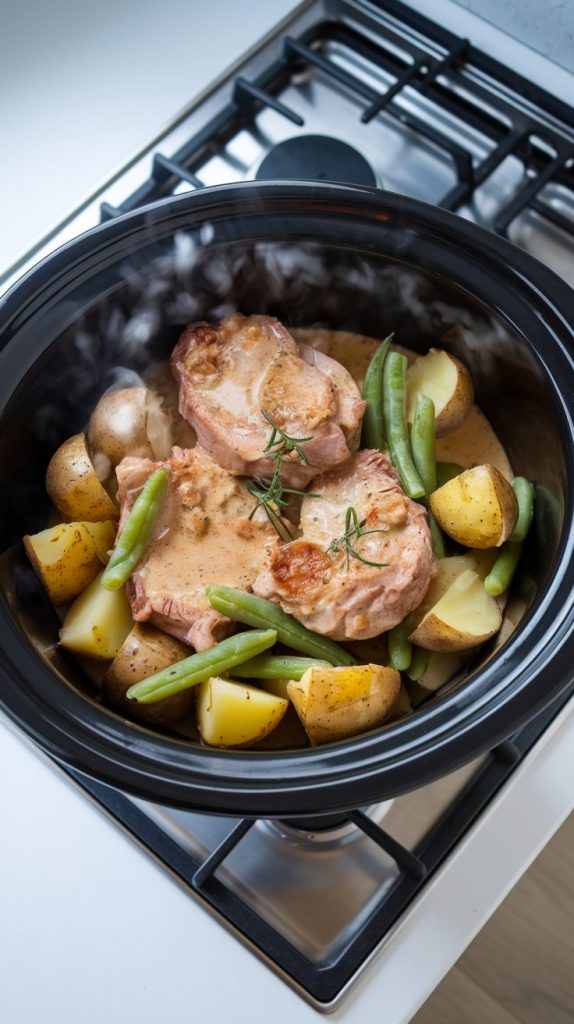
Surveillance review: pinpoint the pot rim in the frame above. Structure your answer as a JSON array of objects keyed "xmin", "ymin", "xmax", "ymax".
[{"xmin": 1, "ymin": 180, "xmax": 574, "ymax": 815}]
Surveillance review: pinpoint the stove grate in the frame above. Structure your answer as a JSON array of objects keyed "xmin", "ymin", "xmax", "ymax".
[
  {"xmin": 97, "ymin": 0, "xmax": 574, "ymax": 247},
  {"xmin": 69, "ymin": 684, "xmax": 573, "ymax": 1008}
]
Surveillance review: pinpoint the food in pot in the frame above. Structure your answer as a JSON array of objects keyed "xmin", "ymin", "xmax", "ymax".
[
  {"xmin": 23, "ymin": 314, "xmax": 534, "ymax": 750},
  {"xmin": 429, "ymin": 463, "xmax": 519, "ymax": 548},
  {"xmin": 171, "ymin": 312, "xmax": 366, "ymax": 487},
  {"xmin": 46, "ymin": 433, "xmax": 119, "ymax": 521},
  {"xmin": 253, "ymin": 450, "xmax": 435, "ymax": 640},
  {"xmin": 116, "ymin": 446, "xmax": 277, "ymax": 649},
  {"xmin": 287, "ymin": 663, "xmax": 401, "ymax": 745},
  {"xmin": 408, "ymin": 569, "xmax": 502, "ymax": 651},
  {"xmin": 23, "ymin": 520, "xmax": 116, "ymax": 605},
  {"xmin": 406, "ymin": 348, "xmax": 474, "ymax": 437},
  {"xmin": 59, "ymin": 571, "xmax": 133, "ymax": 660},
  {"xmin": 87, "ymin": 386, "xmax": 173, "ymax": 475},
  {"xmin": 196, "ymin": 675, "xmax": 289, "ymax": 747},
  {"xmin": 102, "ymin": 624, "xmax": 196, "ymax": 724}
]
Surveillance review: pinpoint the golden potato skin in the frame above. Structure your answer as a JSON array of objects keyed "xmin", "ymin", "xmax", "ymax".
[
  {"xmin": 88, "ymin": 387, "xmax": 152, "ymax": 467},
  {"xmin": 46, "ymin": 433, "xmax": 118, "ymax": 522},
  {"xmin": 406, "ymin": 348, "xmax": 474, "ymax": 437},
  {"xmin": 429, "ymin": 464, "xmax": 518, "ymax": 548},
  {"xmin": 287, "ymin": 663, "xmax": 400, "ymax": 746},
  {"xmin": 24, "ymin": 523, "xmax": 103, "ymax": 605},
  {"xmin": 102, "ymin": 624, "xmax": 194, "ymax": 724}
]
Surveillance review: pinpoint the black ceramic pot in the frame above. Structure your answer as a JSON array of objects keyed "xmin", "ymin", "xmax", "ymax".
[{"xmin": 1, "ymin": 182, "xmax": 573, "ymax": 816}]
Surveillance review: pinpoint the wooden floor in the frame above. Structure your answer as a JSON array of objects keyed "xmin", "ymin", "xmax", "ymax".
[{"xmin": 413, "ymin": 812, "xmax": 574, "ymax": 1024}]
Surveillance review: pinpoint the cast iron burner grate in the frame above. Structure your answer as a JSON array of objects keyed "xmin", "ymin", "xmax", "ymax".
[
  {"xmin": 98, "ymin": 0, "xmax": 574, "ymax": 270},
  {"xmin": 67, "ymin": 687, "xmax": 573, "ymax": 1008}
]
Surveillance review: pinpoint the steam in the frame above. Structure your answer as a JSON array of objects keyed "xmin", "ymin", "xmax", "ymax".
[{"xmin": 26, "ymin": 224, "xmax": 520, "ymax": 460}]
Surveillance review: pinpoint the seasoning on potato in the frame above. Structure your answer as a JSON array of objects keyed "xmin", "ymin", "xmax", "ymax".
[
  {"xmin": 429, "ymin": 463, "xmax": 518, "ymax": 548},
  {"xmin": 103, "ymin": 624, "xmax": 195, "ymax": 724},
  {"xmin": 196, "ymin": 676, "xmax": 289, "ymax": 747},
  {"xmin": 46, "ymin": 433, "xmax": 119, "ymax": 522},
  {"xmin": 23, "ymin": 520, "xmax": 116, "ymax": 605},
  {"xmin": 59, "ymin": 571, "xmax": 133, "ymax": 660},
  {"xmin": 287, "ymin": 663, "xmax": 401, "ymax": 745}
]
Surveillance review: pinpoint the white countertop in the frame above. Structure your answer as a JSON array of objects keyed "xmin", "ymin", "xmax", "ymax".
[
  {"xmin": 0, "ymin": 0, "xmax": 294, "ymax": 273},
  {"xmin": 1, "ymin": 702, "xmax": 573, "ymax": 1024}
]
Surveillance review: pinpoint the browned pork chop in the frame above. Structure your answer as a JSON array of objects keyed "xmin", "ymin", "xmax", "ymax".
[
  {"xmin": 116, "ymin": 446, "xmax": 275, "ymax": 650},
  {"xmin": 254, "ymin": 450, "xmax": 436, "ymax": 640},
  {"xmin": 171, "ymin": 313, "xmax": 366, "ymax": 487}
]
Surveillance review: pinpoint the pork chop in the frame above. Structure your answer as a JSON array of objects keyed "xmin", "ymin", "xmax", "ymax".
[
  {"xmin": 254, "ymin": 450, "xmax": 436, "ymax": 640},
  {"xmin": 116, "ymin": 446, "xmax": 275, "ymax": 650},
  {"xmin": 171, "ymin": 313, "xmax": 366, "ymax": 488}
]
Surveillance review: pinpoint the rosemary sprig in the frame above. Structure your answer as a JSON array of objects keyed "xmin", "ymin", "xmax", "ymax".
[
  {"xmin": 326, "ymin": 506, "xmax": 389, "ymax": 571},
  {"xmin": 261, "ymin": 410, "xmax": 313, "ymax": 464},
  {"xmin": 248, "ymin": 412, "xmax": 318, "ymax": 541}
]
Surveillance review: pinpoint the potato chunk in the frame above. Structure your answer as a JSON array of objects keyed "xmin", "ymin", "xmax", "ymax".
[
  {"xmin": 409, "ymin": 569, "xmax": 502, "ymax": 652},
  {"xmin": 46, "ymin": 433, "xmax": 119, "ymax": 522},
  {"xmin": 406, "ymin": 348, "xmax": 474, "ymax": 437},
  {"xmin": 23, "ymin": 521, "xmax": 116, "ymax": 605},
  {"xmin": 196, "ymin": 676, "xmax": 288, "ymax": 748},
  {"xmin": 59, "ymin": 572, "xmax": 133, "ymax": 659},
  {"xmin": 88, "ymin": 387, "xmax": 172, "ymax": 471},
  {"xmin": 287, "ymin": 664, "xmax": 400, "ymax": 746},
  {"xmin": 103, "ymin": 624, "xmax": 194, "ymax": 724},
  {"xmin": 429, "ymin": 464, "xmax": 518, "ymax": 548}
]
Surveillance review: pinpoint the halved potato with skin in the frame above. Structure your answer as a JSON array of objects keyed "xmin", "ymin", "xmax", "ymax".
[
  {"xmin": 83, "ymin": 520, "xmax": 117, "ymax": 563},
  {"xmin": 196, "ymin": 676, "xmax": 288, "ymax": 747},
  {"xmin": 287, "ymin": 663, "xmax": 400, "ymax": 746},
  {"xmin": 414, "ymin": 549, "xmax": 499, "ymax": 626},
  {"xmin": 46, "ymin": 433, "xmax": 119, "ymax": 521},
  {"xmin": 409, "ymin": 569, "xmax": 502, "ymax": 652},
  {"xmin": 23, "ymin": 521, "xmax": 116, "ymax": 605},
  {"xmin": 406, "ymin": 348, "xmax": 474, "ymax": 437},
  {"xmin": 87, "ymin": 387, "xmax": 172, "ymax": 473},
  {"xmin": 102, "ymin": 624, "xmax": 194, "ymax": 724},
  {"xmin": 59, "ymin": 571, "xmax": 133, "ymax": 659},
  {"xmin": 430, "ymin": 464, "xmax": 518, "ymax": 548}
]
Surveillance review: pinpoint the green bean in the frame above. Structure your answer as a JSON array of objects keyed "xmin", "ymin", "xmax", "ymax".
[
  {"xmin": 101, "ymin": 468, "xmax": 168, "ymax": 591},
  {"xmin": 127, "ymin": 628, "xmax": 277, "ymax": 704},
  {"xmin": 383, "ymin": 352, "xmax": 425, "ymax": 499},
  {"xmin": 361, "ymin": 333, "xmax": 393, "ymax": 451},
  {"xmin": 428, "ymin": 511, "xmax": 446, "ymax": 559},
  {"xmin": 411, "ymin": 394, "xmax": 437, "ymax": 495},
  {"xmin": 230, "ymin": 654, "xmax": 330, "ymax": 680},
  {"xmin": 206, "ymin": 586, "xmax": 356, "ymax": 666},
  {"xmin": 484, "ymin": 478, "xmax": 534, "ymax": 596},
  {"xmin": 484, "ymin": 541, "xmax": 523, "ymax": 597},
  {"xmin": 510, "ymin": 477, "xmax": 535, "ymax": 542},
  {"xmin": 407, "ymin": 645, "xmax": 430, "ymax": 682},
  {"xmin": 388, "ymin": 614, "xmax": 414, "ymax": 672},
  {"xmin": 436, "ymin": 462, "xmax": 465, "ymax": 489}
]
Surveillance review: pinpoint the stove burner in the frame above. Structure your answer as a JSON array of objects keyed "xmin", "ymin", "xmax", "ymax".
[{"xmin": 255, "ymin": 134, "xmax": 377, "ymax": 187}]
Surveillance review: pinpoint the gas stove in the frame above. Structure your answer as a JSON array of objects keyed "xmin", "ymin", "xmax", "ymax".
[{"xmin": 2, "ymin": 0, "xmax": 574, "ymax": 1019}]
